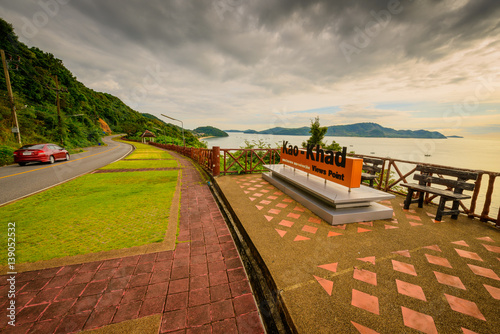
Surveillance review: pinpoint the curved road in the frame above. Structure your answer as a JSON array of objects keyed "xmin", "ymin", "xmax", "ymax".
[{"xmin": 0, "ymin": 135, "xmax": 133, "ymax": 206}]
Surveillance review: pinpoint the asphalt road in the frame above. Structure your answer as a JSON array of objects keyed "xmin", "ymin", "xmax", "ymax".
[{"xmin": 0, "ymin": 135, "xmax": 133, "ymax": 206}]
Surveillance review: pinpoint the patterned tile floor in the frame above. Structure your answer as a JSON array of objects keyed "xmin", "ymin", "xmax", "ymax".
[
  {"xmin": 217, "ymin": 173, "xmax": 500, "ymax": 333},
  {"xmin": 0, "ymin": 153, "xmax": 264, "ymax": 333}
]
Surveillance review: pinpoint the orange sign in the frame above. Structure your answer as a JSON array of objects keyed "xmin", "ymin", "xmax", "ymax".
[{"xmin": 281, "ymin": 141, "xmax": 363, "ymax": 188}]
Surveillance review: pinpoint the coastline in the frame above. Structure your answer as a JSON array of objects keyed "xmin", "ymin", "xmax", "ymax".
[{"xmin": 198, "ymin": 136, "xmax": 215, "ymax": 140}]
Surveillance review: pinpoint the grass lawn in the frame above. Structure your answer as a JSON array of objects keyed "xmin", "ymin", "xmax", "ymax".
[
  {"xmin": 0, "ymin": 171, "xmax": 177, "ymax": 264},
  {"xmin": 109, "ymin": 140, "xmax": 177, "ymax": 166},
  {"xmin": 125, "ymin": 150, "xmax": 175, "ymax": 160},
  {"xmin": 0, "ymin": 140, "xmax": 180, "ymax": 264},
  {"xmin": 125, "ymin": 142, "xmax": 156, "ymax": 150},
  {"xmin": 99, "ymin": 159, "xmax": 178, "ymax": 169}
]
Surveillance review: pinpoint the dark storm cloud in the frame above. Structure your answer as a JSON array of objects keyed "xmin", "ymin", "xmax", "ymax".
[
  {"xmin": 69, "ymin": 1, "xmax": 214, "ymax": 46},
  {"xmin": 66, "ymin": 0, "xmax": 273, "ymax": 69},
  {"xmin": 400, "ymin": 0, "xmax": 500, "ymax": 61},
  {"xmin": 6, "ymin": 0, "xmax": 499, "ymax": 84},
  {"xmin": 0, "ymin": 0, "xmax": 498, "ymax": 131}
]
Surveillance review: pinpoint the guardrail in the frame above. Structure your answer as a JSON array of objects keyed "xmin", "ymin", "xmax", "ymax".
[
  {"xmin": 221, "ymin": 148, "xmax": 281, "ymax": 175},
  {"xmin": 147, "ymin": 142, "xmax": 498, "ymax": 227},
  {"xmin": 148, "ymin": 143, "xmax": 220, "ymax": 175},
  {"xmin": 351, "ymin": 154, "xmax": 499, "ymax": 227}
]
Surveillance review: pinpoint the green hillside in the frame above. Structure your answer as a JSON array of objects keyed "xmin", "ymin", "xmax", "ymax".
[
  {"xmin": 245, "ymin": 122, "xmax": 446, "ymax": 139},
  {"xmin": 246, "ymin": 126, "xmax": 309, "ymax": 136},
  {"xmin": 0, "ymin": 18, "xmax": 203, "ymax": 165},
  {"xmin": 193, "ymin": 126, "xmax": 228, "ymax": 137},
  {"xmin": 325, "ymin": 122, "xmax": 446, "ymax": 138}
]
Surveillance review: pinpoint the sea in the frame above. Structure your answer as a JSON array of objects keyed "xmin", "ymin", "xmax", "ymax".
[{"xmin": 205, "ymin": 132, "xmax": 500, "ymax": 216}]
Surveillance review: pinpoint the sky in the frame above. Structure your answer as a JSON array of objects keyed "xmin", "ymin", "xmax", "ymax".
[{"xmin": 0, "ymin": 0, "xmax": 499, "ymax": 137}]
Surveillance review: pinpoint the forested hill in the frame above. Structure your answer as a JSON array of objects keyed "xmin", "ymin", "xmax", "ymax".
[
  {"xmin": 194, "ymin": 126, "xmax": 228, "ymax": 137},
  {"xmin": 245, "ymin": 122, "xmax": 446, "ymax": 139},
  {"xmin": 0, "ymin": 18, "xmax": 202, "ymax": 154}
]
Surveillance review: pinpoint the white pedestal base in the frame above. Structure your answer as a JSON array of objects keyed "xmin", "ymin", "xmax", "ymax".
[{"xmin": 263, "ymin": 165, "xmax": 395, "ymax": 225}]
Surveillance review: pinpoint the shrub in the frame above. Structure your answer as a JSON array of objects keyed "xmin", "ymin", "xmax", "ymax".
[
  {"xmin": 0, "ymin": 145, "xmax": 15, "ymax": 166},
  {"xmin": 222, "ymin": 139, "xmax": 280, "ymax": 174}
]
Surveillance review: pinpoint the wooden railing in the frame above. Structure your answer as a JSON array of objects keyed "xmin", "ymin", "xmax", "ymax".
[
  {"xmin": 148, "ymin": 144, "xmax": 281, "ymax": 176},
  {"xmin": 148, "ymin": 143, "xmax": 220, "ymax": 175},
  {"xmin": 147, "ymin": 142, "xmax": 498, "ymax": 227},
  {"xmin": 351, "ymin": 154, "xmax": 500, "ymax": 227},
  {"xmin": 221, "ymin": 148, "xmax": 281, "ymax": 175}
]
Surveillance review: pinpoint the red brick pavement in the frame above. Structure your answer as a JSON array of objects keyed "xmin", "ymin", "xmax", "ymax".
[{"xmin": 0, "ymin": 153, "xmax": 264, "ymax": 333}]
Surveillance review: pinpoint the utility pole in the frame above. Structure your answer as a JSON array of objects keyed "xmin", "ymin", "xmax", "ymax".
[
  {"xmin": 47, "ymin": 75, "xmax": 68, "ymax": 145},
  {"xmin": 1, "ymin": 49, "xmax": 21, "ymax": 146}
]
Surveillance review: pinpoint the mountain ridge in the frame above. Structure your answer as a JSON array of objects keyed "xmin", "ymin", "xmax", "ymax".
[
  {"xmin": 193, "ymin": 126, "xmax": 228, "ymax": 137},
  {"xmin": 241, "ymin": 122, "xmax": 446, "ymax": 139}
]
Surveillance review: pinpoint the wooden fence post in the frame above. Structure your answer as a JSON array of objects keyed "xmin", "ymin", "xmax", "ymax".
[
  {"xmin": 496, "ymin": 206, "xmax": 500, "ymax": 227},
  {"xmin": 377, "ymin": 159, "xmax": 386, "ymax": 190},
  {"xmin": 384, "ymin": 160, "xmax": 393, "ymax": 192},
  {"xmin": 213, "ymin": 146, "xmax": 220, "ymax": 177},
  {"xmin": 480, "ymin": 173, "xmax": 495, "ymax": 222}
]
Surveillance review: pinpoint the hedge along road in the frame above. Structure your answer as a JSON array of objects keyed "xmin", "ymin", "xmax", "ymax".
[{"xmin": 0, "ymin": 135, "xmax": 133, "ymax": 206}]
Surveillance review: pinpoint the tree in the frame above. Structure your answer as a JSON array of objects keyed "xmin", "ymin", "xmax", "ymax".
[{"xmin": 302, "ymin": 116, "xmax": 342, "ymax": 151}]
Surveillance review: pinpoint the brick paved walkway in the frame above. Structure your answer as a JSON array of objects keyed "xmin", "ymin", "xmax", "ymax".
[{"xmin": 0, "ymin": 151, "xmax": 264, "ymax": 333}]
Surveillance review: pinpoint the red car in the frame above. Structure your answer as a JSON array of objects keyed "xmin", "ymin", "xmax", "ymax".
[{"xmin": 13, "ymin": 143, "xmax": 70, "ymax": 166}]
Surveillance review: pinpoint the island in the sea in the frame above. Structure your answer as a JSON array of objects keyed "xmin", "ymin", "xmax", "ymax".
[
  {"xmin": 194, "ymin": 126, "xmax": 228, "ymax": 138},
  {"xmin": 227, "ymin": 122, "xmax": 447, "ymax": 139},
  {"xmin": 226, "ymin": 129, "xmax": 258, "ymax": 134}
]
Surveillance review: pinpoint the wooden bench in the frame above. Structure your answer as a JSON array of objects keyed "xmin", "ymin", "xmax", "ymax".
[
  {"xmin": 401, "ymin": 165, "xmax": 478, "ymax": 221},
  {"xmin": 361, "ymin": 157, "xmax": 383, "ymax": 188}
]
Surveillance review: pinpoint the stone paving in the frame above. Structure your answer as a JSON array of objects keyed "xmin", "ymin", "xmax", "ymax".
[
  {"xmin": 0, "ymin": 152, "xmax": 264, "ymax": 333},
  {"xmin": 216, "ymin": 173, "xmax": 500, "ymax": 334}
]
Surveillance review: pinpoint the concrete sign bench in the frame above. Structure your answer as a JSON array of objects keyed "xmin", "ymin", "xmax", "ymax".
[
  {"xmin": 263, "ymin": 164, "xmax": 395, "ymax": 225},
  {"xmin": 263, "ymin": 142, "xmax": 395, "ymax": 225}
]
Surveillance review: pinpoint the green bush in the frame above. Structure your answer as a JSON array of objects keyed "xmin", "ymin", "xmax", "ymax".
[
  {"xmin": 222, "ymin": 139, "xmax": 280, "ymax": 174},
  {"xmin": 0, "ymin": 145, "xmax": 15, "ymax": 166},
  {"xmin": 155, "ymin": 135, "xmax": 183, "ymax": 146}
]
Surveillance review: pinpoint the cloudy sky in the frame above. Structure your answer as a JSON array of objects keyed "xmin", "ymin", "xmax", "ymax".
[{"xmin": 1, "ymin": 0, "xmax": 499, "ymax": 137}]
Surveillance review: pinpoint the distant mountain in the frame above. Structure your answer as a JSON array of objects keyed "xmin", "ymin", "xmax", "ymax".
[
  {"xmin": 246, "ymin": 127, "xmax": 310, "ymax": 136},
  {"xmin": 194, "ymin": 126, "xmax": 228, "ymax": 137},
  {"xmin": 325, "ymin": 123, "xmax": 446, "ymax": 139},
  {"xmin": 447, "ymin": 135, "xmax": 464, "ymax": 138},
  {"xmin": 243, "ymin": 122, "xmax": 447, "ymax": 139},
  {"xmin": 225, "ymin": 130, "xmax": 245, "ymax": 133}
]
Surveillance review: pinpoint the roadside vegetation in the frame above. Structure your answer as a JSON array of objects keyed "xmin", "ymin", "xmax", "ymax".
[
  {"xmin": 223, "ymin": 139, "xmax": 281, "ymax": 174},
  {"xmin": 0, "ymin": 18, "xmax": 204, "ymax": 166},
  {"xmin": 0, "ymin": 141, "xmax": 179, "ymax": 264}
]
